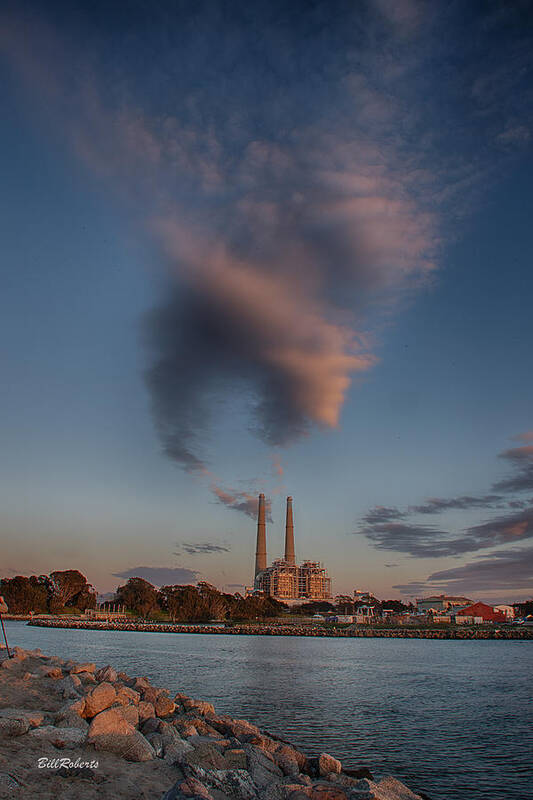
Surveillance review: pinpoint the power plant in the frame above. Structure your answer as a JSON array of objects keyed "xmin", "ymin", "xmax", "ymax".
[{"xmin": 251, "ymin": 494, "xmax": 332, "ymax": 602}]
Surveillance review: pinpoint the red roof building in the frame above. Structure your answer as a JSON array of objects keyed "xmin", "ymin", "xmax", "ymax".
[{"xmin": 455, "ymin": 602, "xmax": 507, "ymax": 623}]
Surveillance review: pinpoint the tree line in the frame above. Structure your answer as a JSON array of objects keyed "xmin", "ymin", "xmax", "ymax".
[
  {"xmin": 0, "ymin": 570, "xmax": 97, "ymax": 615},
  {"xmin": 115, "ymin": 578, "xmax": 286, "ymax": 621}
]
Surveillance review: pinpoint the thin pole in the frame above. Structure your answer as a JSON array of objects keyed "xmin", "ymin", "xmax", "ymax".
[{"xmin": 0, "ymin": 613, "xmax": 11, "ymax": 658}]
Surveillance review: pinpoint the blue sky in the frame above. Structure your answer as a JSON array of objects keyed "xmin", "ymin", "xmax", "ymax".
[{"xmin": 1, "ymin": 0, "xmax": 533, "ymax": 602}]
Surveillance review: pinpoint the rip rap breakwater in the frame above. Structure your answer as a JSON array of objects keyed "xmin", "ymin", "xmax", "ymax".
[
  {"xmin": 27, "ymin": 618, "xmax": 533, "ymax": 639},
  {"xmin": 0, "ymin": 646, "xmax": 425, "ymax": 800}
]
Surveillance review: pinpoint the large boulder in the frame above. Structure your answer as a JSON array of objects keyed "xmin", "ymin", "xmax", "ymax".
[
  {"xmin": 115, "ymin": 686, "xmax": 140, "ymax": 706},
  {"xmin": 242, "ymin": 743, "xmax": 283, "ymax": 790},
  {"xmin": 185, "ymin": 742, "xmax": 228, "ymax": 770},
  {"xmin": 28, "ymin": 725, "xmax": 86, "ymax": 749},
  {"xmin": 155, "ymin": 694, "xmax": 176, "ymax": 717},
  {"xmin": 87, "ymin": 707, "xmax": 155, "ymax": 761},
  {"xmin": 181, "ymin": 698, "xmax": 215, "ymax": 716},
  {"xmin": 83, "ymin": 682, "xmax": 117, "ymax": 717},
  {"xmin": 138, "ymin": 700, "xmax": 156, "ymax": 723}
]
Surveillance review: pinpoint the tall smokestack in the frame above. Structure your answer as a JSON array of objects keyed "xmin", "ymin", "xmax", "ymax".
[
  {"xmin": 284, "ymin": 496, "xmax": 296, "ymax": 565},
  {"xmin": 255, "ymin": 493, "xmax": 267, "ymax": 577}
]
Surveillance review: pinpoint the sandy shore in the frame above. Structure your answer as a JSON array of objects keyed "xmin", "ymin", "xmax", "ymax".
[{"xmin": 0, "ymin": 645, "xmax": 429, "ymax": 800}]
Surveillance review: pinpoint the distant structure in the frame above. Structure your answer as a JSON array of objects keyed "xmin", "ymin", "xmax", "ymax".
[
  {"xmin": 416, "ymin": 595, "xmax": 472, "ymax": 613},
  {"xmin": 251, "ymin": 495, "xmax": 332, "ymax": 602}
]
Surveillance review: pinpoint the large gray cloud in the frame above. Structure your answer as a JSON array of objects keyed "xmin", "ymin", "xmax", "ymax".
[
  {"xmin": 360, "ymin": 507, "xmax": 533, "ymax": 558},
  {"xmin": 394, "ymin": 546, "xmax": 533, "ymax": 597},
  {"xmin": 112, "ymin": 566, "xmax": 199, "ymax": 587}
]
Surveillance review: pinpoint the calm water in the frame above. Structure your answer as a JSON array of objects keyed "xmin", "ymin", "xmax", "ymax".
[{"xmin": 4, "ymin": 621, "xmax": 532, "ymax": 800}]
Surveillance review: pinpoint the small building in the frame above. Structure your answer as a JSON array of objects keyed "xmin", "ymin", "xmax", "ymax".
[
  {"xmin": 494, "ymin": 605, "xmax": 515, "ymax": 620},
  {"xmin": 334, "ymin": 614, "xmax": 355, "ymax": 624},
  {"xmin": 84, "ymin": 605, "xmax": 128, "ymax": 621},
  {"xmin": 355, "ymin": 605, "xmax": 376, "ymax": 624},
  {"xmin": 455, "ymin": 602, "xmax": 506, "ymax": 624},
  {"xmin": 417, "ymin": 595, "xmax": 472, "ymax": 614}
]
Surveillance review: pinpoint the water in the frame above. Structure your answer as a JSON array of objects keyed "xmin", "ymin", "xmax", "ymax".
[{"xmin": 4, "ymin": 621, "xmax": 532, "ymax": 799}]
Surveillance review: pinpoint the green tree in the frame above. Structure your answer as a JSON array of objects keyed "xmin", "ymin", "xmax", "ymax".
[{"xmin": 115, "ymin": 577, "xmax": 159, "ymax": 617}]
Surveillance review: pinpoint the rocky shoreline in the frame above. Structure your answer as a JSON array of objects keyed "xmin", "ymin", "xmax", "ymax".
[
  {"xmin": 27, "ymin": 618, "xmax": 533, "ymax": 639},
  {"xmin": 0, "ymin": 646, "xmax": 429, "ymax": 800}
]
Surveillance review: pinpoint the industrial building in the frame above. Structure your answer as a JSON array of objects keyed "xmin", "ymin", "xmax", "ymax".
[{"xmin": 250, "ymin": 494, "xmax": 332, "ymax": 602}]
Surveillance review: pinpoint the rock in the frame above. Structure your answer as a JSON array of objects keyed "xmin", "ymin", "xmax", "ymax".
[
  {"xmin": 87, "ymin": 707, "xmax": 155, "ymax": 761},
  {"xmin": 133, "ymin": 676, "xmax": 152, "ymax": 691},
  {"xmin": 77, "ymin": 670, "xmax": 97, "ymax": 684},
  {"xmin": 142, "ymin": 685, "xmax": 165, "ymax": 705},
  {"xmin": 162, "ymin": 776, "xmax": 214, "ymax": 799},
  {"xmin": 311, "ymin": 786, "xmax": 351, "ymax": 800},
  {"xmin": 188, "ymin": 765, "xmax": 258, "ymax": 800},
  {"xmin": 185, "ymin": 742, "xmax": 227, "ymax": 770},
  {"xmin": 242, "ymin": 743, "xmax": 283, "ymax": 789},
  {"xmin": 55, "ymin": 712, "xmax": 90, "ymax": 732},
  {"xmin": 343, "ymin": 768, "xmax": 374, "ymax": 781},
  {"xmin": 56, "ymin": 675, "xmax": 82, "ymax": 699},
  {"xmin": 37, "ymin": 665, "xmax": 63, "ymax": 679},
  {"xmin": 164, "ymin": 738, "xmax": 195, "ymax": 764},
  {"xmin": 182, "ymin": 698, "xmax": 215, "ymax": 716},
  {"xmin": 56, "ymin": 697, "xmax": 86, "ymax": 720},
  {"xmin": 274, "ymin": 744, "xmax": 305, "ymax": 776},
  {"xmin": 115, "ymin": 686, "xmax": 140, "ymax": 706},
  {"xmin": 223, "ymin": 748, "xmax": 248, "ymax": 770},
  {"xmin": 70, "ymin": 662, "xmax": 96, "ymax": 674},
  {"xmin": 95, "ymin": 665, "xmax": 118, "ymax": 683},
  {"xmin": 0, "ymin": 707, "xmax": 44, "ymax": 727},
  {"xmin": 173, "ymin": 719, "xmax": 198, "ymax": 737},
  {"xmin": 120, "ymin": 704, "xmax": 139, "ymax": 727},
  {"xmin": 370, "ymin": 777, "xmax": 424, "ymax": 800},
  {"xmin": 83, "ymin": 682, "xmax": 117, "ymax": 717},
  {"xmin": 0, "ymin": 717, "xmax": 29, "ymax": 737},
  {"xmin": 141, "ymin": 716, "xmax": 162, "ymax": 735},
  {"xmin": 138, "ymin": 700, "xmax": 156, "ymax": 723},
  {"xmin": 155, "ymin": 694, "xmax": 176, "ymax": 717},
  {"xmin": 28, "ymin": 725, "xmax": 87, "ymax": 749},
  {"xmin": 146, "ymin": 732, "xmax": 164, "ymax": 757},
  {"xmin": 318, "ymin": 754, "xmax": 342, "ymax": 776}
]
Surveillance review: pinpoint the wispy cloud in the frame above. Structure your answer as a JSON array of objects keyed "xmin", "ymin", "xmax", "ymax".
[
  {"xmin": 493, "ymin": 443, "xmax": 533, "ymax": 493},
  {"xmin": 210, "ymin": 485, "xmax": 271, "ymax": 521},
  {"xmin": 175, "ymin": 541, "xmax": 230, "ymax": 556}
]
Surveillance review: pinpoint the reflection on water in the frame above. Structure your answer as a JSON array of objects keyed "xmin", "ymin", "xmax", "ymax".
[{"xmin": 5, "ymin": 621, "xmax": 533, "ymax": 800}]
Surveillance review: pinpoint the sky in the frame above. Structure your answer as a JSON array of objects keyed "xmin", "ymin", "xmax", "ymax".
[{"xmin": 1, "ymin": 0, "xmax": 533, "ymax": 603}]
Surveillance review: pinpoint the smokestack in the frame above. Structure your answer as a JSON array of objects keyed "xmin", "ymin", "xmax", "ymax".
[
  {"xmin": 255, "ymin": 493, "xmax": 267, "ymax": 577},
  {"xmin": 284, "ymin": 496, "xmax": 296, "ymax": 565}
]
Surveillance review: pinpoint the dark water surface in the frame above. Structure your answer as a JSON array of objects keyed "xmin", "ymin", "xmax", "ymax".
[{"xmin": 4, "ymin": 621, "xmax": 532, "ymax": 800}]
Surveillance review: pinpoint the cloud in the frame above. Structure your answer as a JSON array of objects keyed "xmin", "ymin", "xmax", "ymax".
[
  {"xmin": 494, "ymin": 444, "xmax": 533, "ymax": 492},
  {"xmin": 2, "ymin": 5, "xmax": 531, "ymax": 479},
  {"xmin": 408, "ymin": 495, "xmax": 503, "ymax": 514},
  {"xmin": 112, "ymin": 566, "xmax": 199, "ymax": 587},
  {"xmin": 361, "ymin": 507, "xmax": 407, "ymax": 524},
  {"xmin": 175, "ymin": 542, "xmax": 230, "ymax": 556},
  {"xmin": 226, "ymin": 583, "xmax": 245, "ymax": 589},
  {"xmin": 394, "ymin": 546, "xmax": 533, "ymax": 597},
  {"xmin": 359, "ymin": 507, "xmax": 533, "ymax": 558},
  {"xmin": 210, "ymin": 484, "xmax": 272, "ymax": 521}
]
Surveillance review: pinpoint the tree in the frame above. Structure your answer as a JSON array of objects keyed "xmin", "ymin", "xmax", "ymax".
[
  {"xmin": 49, "ymin": 570, "xmax": 93, "ymax": 610},
  {"xmin": 115, "ymin": 577, "xmax": 159, "ymax": 617},
  {"xmin": 0, "ymin": 575, "xmax": 51, "ymax": 614}
]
